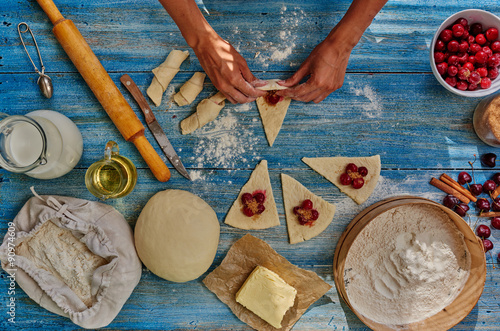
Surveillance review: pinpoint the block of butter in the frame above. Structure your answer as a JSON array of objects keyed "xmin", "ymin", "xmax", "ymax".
[{"xmin": 236, "ymin": 265, "xmax": 297, "ymax": 328}]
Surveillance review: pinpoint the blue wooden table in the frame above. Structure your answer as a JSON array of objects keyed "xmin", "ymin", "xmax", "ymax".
[{"xmin": 1, "ymin": 0, "xmax": 499, "ymax": 329}]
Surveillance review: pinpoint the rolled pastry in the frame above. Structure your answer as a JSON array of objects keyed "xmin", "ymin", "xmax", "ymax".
[
  {"xmin": 147, "ymin": 50, "xmax": 189, "ymax": 106},
  {"xmin": 180, "ymin": 92, "xmax": 226, "ymax": 134},
  {"xmin": 174, "ymin": 72, "xmax": 206, "ymax": 106}
]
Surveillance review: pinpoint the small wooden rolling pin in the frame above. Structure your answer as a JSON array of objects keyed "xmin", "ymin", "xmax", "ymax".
[{"xmin": 35, "ymin": 0, "xmax": 170, "ymax": 182}]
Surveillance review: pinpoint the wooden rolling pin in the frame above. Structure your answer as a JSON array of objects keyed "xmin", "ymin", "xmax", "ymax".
[{"xmin": 35, "ymin": 0, "xmax": 170, "ymax": 182}]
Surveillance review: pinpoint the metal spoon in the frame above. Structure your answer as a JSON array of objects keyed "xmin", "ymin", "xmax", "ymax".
[{"xmin": 18, "ymin": 22, "xmax": 53, "ymax": 98}]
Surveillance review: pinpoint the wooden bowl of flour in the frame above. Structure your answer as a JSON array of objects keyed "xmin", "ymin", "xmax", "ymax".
[{"xmin": 333, "ymin": 196, "xmax": 486, "ymax": 331}]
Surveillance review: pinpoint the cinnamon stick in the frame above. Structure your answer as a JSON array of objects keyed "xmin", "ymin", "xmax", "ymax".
[
  {"xmin": 430, "ymin": 177, "xmax": 470, "ymax": 204},
  {"xmin": 491, "ymin": 185, "xmax": 500, "ymax": 199},
  {"xmin": 439, "ymin": 173, "xmax": 477, "ymax": 202},
  {"xmin": 477, "ymin": 211, "xmax": 500, "ymax": 218}
]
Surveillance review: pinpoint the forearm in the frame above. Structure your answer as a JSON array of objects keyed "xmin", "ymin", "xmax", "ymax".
[
  {"xmin": 325, "ymin": 0, "xmax": 388, "ymax": 49},
  {"xmin": 158, "ymin": 0, "xmax": 219, "ymax": 48}
]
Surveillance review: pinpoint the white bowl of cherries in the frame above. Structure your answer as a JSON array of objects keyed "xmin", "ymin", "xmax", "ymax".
[{"xmin": 431, "ymin": 9, "xmax": 500, "ymax": 97}]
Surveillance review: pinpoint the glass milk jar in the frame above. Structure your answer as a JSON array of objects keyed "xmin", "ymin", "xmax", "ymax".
[{"xmin": 0, "ymin": 110, "xmax": 83, "ymax": 179}]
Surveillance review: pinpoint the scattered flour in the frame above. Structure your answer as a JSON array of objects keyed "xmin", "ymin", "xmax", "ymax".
[
  {"xmin": 350, "ymin": 82, "xmax": 383, "ymax": 118},
  {"xmin": 190, "ymin": 104, "xmax": 261, "ymax": 171}
]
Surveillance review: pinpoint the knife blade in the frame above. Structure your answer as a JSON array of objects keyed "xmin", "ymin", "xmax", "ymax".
[{"xmin": 120, "ymin": 74, "xmax": 191, "ymax": 180}]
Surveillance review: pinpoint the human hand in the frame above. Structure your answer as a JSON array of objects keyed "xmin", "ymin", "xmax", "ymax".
[
  {"xmin": 192, "ymin": 36, "xmax": 266, "ymax": 104},
  {"xmin": 277, "ymin": 39, "xmax": 352, "ymax": 103}
]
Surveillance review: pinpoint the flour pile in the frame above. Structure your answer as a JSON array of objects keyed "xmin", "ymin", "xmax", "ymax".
[{"xmin": 344, "ymin": 204, "xmax": 470, "ymax": 326}]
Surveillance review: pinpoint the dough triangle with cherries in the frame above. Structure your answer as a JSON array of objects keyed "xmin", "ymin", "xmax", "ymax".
[
  {"xmin": 281, "ymin": 174, "xmax": 336, "ymax": 244},
  {"xmin": 225, "ymin": 160, "xmax": 280, "ymax": 230},
  {"xmin": 302, "ymin": 155, "xmax": 381, "ymax": 205},
  {"xmin": 256, "ymin": 79, "xmax": 292, "ymax": 147}
]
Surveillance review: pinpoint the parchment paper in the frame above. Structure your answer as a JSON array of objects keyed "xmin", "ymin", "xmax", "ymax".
[{"xmin": 203, "ymin": 234, "xmax": 331, "ymax": 331}]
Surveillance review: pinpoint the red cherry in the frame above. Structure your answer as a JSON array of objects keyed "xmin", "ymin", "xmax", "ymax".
[
  {"xmin": 311, "ymin": 209, "xmax": 319, "ymax": 221},
  {"xmin": 302, "ymin": 199, "xmax": 313, "ymax": 210},
  {"xmin": 445, "ymin": 76, "xmax": 457, "ymax": 87},
  {"xmin": 477, "ymin": 67, "xmax": 488, "ymax": 77},
  {"xmin": 358, "ymin": 166, "xmax": 368, "ymax": 177},
  {"xmin": 481, "ymin": 77, "xmax": 492, "ymax": 89},
  {"xmin": 437, "ymin": 62, "xmax": 448, "ymax": 75},
  {"xmin": 491, "ymin": 216, "xmax": 500, "ymax": 229},
  {"xmin": 434, "ymin": 52, "xmax": 446, "ymax": 63},
  {"xmin": 448, "ymin": 55, "xmax": 459, "ymax": 66},
  {"xmin": 476, "ymin": 198, "xmax": 491, "ymax": 212},
  {"xmin": 476, "ymin": 33, "xmax": 487, "ymax": 45},
  {"xmin": 443, "ymin": 195, "xmax": 459, "ymax": 209},
  {"xmin": 481, "ymin": 152, "xmax": 497, "ymax": 167},
  {"xmin": 468, "ymin": 71, "xmax": 481, "ymax": 84},
  {"xmin": 242, "ymin": 206, "xmax": 254, "ymax": 217},
  {"xmin": 439, "ymin": 29, "xmax": 453, "ymax": 42},
  {"xmin": 468, "ymin": 35, "xmax": 476, "ymax": 44},
  {"xmin": 256, "ymin": 204, "xmax": 265, "ymax": 214},
  {"xmin": 475, "ymin": 51, "xmax": 488, "ymax": 63},
  {"xmin": 470, "ymin": 183, "xmax": 483, "ymax": 196},
  {"xmin": 469, "ymin": 43, "xmax": 482, "ymax": 54},
  {"xmin": 482, "ymin": 239, "xmax": 493, "ymax": 252},
  {"xmin": 454, "ymin": 18, "xmax": 468, "ymax": 27},
  {"xmin": 253, "ymin": 192, "xmax": 265, "ymax": 204},
  {"xmin": 345, "ymin": 163, "xmax": 358, "ymax": 173},
  {"xmin": 447, "ymin": 40, "xmax": 459, "ymax": 52},
  {"xmin": 483, "ymin": 180, "xmax": 497, "ymax": 193},
  {"xmin": 458, "ymin": 40, "xmax": 469, "ymax": 53},
  {"xmin": 468, "ymin": 83, "xmax": 479, "ymax": 91},
  {"xmin": 457, "ymin": 68, "xmax": 470, "ymax": 80},
  {"xmin": 452, "ymin": 23, "xmax": 465, "ymax": 37},
  {"xmin": 491, "ymin": 40, "xmax": 500, "ymax": 52},
  {"xmin": 476, "ymin": 224, "xmax": 491, "ymax": 238},
  {"xmin": 435, "ymin": 39, "xmax": 446, "ymax": 51},
  {"xmin": 351, "ymin": 178, "xmax": 364, "ymax": 189},
  {"xmin": 455, "ymin": 203, "xmax": 470, "ymax": 217},
  {"xmin": 293, "ymin": 206, "xmax": 301, "ymax": 215},
  {"xmin": 470, "ymin": 23, "xmax": 483, "ymax": 36},
  {"xmin": 486, "ymin": 27, "xmax": 499, "ymax": 41},
  {"xmin": 456, "ymin": 80, "xmax": 468, "ymax": 90},
  {"xmin": 241, "ymin": 193, "xmax": 253, "ymax": 204},
  {"xmin": 468, "ymin": 55, "xmax": 477, "ymax": 64},
  {"xmin": 340, "ymin": 173, "xmax": 352, "ymax": 185},
  {"xmin": 458, "ymin": 171, "xmax": 472, "ymax": 184},
  {"xmin": 463, "ymin": 62, "xmax": 475, "ymax": 71},
  {"xmin": 447, "ymin": 65, "xmax": 458, "ymax": 77},
  {"xmin": 492, "ymin": 172, "xmax": 500, "ymax": 185}
]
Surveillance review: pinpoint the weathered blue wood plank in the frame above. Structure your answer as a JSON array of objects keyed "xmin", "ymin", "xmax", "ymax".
[{"xmin": 1, "ymin": 0, "xmax": 500, "ymax": 74}]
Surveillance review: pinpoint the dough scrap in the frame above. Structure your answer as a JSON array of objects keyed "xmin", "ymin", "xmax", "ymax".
[
  {"xmin": 256, "ymin": 79, "xmax": 291, "ymax": 146},
  {"xmin": 281, "ymin": 174, "xmax": 336, "ymax": 244},
  {"xmin": 147, "ymin": 50, "xmax": 189, "ymax": 106},
  {"xmin": 224, "ymin": 160, "xmax": 280, "ymax": 229},
  {"xmin": 302, "ymin": 155, "xmax": 381, "ymax": 204},
  {"xmin": 16, "ymin": 220, "xmax": 107, "ymax": 307},
  {"xmin": 180, "ymin": 91, "xmax": 226, "ymax": 134},
  {"xmin": 134, "ymin": 189, "xmax": 220, "ymax": 282},
  {"xmin": 174, "ymin": 72, "xmax": 206, "ymax": 106}
]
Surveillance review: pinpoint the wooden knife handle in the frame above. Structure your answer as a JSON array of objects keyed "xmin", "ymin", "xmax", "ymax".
[{"xmin": 120, "ymin": 74, "xmax": 156, "ymax": 125}]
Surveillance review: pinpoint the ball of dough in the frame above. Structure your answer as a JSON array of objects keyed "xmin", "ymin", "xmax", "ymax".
[{"xmin": 134, "ymin": 190, "xmax": 220, "ymax": 282}]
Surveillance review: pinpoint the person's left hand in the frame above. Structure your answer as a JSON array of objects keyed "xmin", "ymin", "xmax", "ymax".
[{"xmin": 277, "ymin": 39, "xmax": 352, "ymax": 103}]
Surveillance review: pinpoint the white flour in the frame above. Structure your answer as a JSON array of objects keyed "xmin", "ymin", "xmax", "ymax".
[
  {"xmin": 190, "ymin": 105, "xmax": 261, "ymax": 171},
  {"xmin": 350, "ymin": 82, "xmax": 383, "ymax": 118},
  {"xmin": 344, "ymin": 204, "xmax": 470, "ymax": 326}
]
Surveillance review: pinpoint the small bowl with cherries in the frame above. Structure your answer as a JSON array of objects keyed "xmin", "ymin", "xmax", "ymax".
[{"xmin": 431, "ymin": 9, "xmax": 500, "ymax": 97}]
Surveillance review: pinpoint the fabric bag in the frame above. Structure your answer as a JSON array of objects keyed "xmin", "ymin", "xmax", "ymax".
[{"xmin": 0, "ymin": 189, "xmax": 142, "ymax": 328}]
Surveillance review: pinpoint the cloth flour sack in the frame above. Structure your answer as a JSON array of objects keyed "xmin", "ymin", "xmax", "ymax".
[{"xmin": 0, "ymin": 189, "xmax": 142, "ymax": 329}]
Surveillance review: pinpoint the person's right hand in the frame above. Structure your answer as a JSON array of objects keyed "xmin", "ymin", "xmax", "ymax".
[{"xmin": 192, "ymin": 35, "xmax": 266, "ymax": 104}]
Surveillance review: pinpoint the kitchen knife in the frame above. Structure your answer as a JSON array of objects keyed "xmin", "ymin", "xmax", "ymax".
[{"xmin": 120, "ymin": 74, "xmax": 191, "ymax": 180}]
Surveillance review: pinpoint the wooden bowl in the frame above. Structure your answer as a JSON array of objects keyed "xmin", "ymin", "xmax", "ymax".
[{"xmin": 333, "ymin": 196, "xmax": 486, "ymax": 330}]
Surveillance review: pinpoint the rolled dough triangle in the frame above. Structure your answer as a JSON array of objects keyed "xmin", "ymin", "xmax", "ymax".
[
  {"xmin": 224, "ymin": 160, "xmax": 280, "ymax": 229},
  {"xmin": 256, "ymin": 95, "xmax": 291, "ymax": 147},
  {"xmin": 281, "ymin": 174, "xmax": 336, "ymax": 244},
  {"xmin": 302, "ymin": 155, "xmax": 381, "ymax": 205}
]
